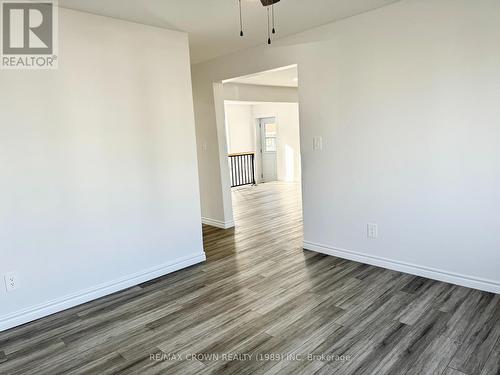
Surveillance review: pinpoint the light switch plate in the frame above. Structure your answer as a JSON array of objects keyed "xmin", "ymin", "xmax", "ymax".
[
  {"xmin": 313, "ymin": 137, "xmax": 323, "ymax": 151},
  {"xmin": 367, "ymin": 223, "xmax": 378, "ymax": 239}
]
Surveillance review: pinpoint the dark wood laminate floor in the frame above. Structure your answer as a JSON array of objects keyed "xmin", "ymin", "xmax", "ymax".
[{"xmin": 1, "ymin": 182, "xmax": 499, "ymax": 375}]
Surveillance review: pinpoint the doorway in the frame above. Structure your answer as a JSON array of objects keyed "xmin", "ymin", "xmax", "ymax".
[
  {"xmin": 205, "ymin": 64, "xmax": 302, "ymax": 231},
  {"xmin": 258, "ymin": 117, "xmax": 278, "ymax": 183}
]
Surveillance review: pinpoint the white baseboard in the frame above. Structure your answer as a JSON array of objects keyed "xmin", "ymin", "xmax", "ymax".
[
  {"xmin": 303, "ymin": 241, "xmax": 500, "ymax": 295},
  {"xmin": 0, "ymin": 252, "xmax": 206, "ymax": 332},
  {"xmin": 202, "ymin": 217, "xmax": 235, "ymax": 229}
]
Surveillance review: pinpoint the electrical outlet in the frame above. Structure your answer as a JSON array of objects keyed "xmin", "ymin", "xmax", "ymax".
[
  {"xmin": 313, "ymin": 137, "xmax": 323, "ymax": 151},
  {"xmin": 367, "ymin": 223, "xmax": 378, "ymax": 239},
  {"xmin": 4, "ymin": 272, "xmax": 20, "ymax": 292}
]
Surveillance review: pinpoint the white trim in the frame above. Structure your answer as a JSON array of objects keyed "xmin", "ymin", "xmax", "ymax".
[
  {"xmin": 202, "ymin": 217, "xmax": 235, "ymax": 229},
  {"xmin": 0, "ymin": 252, "xmax": 206, "ymax": 332},
  {"xmin": 303, "ymin": 241, "xmax": 500, "ymax": 294}
]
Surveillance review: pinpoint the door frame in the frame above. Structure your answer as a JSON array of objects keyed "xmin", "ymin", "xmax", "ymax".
[{"xmin": 256, "ymin": 116, "xmax": 279, "ymax": 183}]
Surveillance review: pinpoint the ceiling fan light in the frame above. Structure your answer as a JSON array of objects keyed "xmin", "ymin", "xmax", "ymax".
[
  {"xmin": 237, "ymin": 0, "xmax": 281, "ymax": 45},
  {"xmin": 238, "ymin": 0, "xmax": 244, "ymax": 37}
]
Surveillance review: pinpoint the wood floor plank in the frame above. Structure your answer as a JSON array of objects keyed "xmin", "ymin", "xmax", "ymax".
[
  {"xmin": 116, "ymin": 348, "xmax": 206, "ymax": 375},
  {"xmin": 449, "ymin": 294, "xmax": 500, "ymax": 375},
  {"xmin": 444, "ymin": 368, "xmax": 470, "ymax": 375},
  {"xmin": 443, "ymin": 290, "xmax": 495, "ymax": 344},
  {"xmin": 437, "ymin": 285, "xmax": 472, "ymax": 313},
  {"xmin": 397, "ymin": 281, "xmax": 452, "ymax": 325},
  {"xmin": 0, "ymin": 182, "xmax": 498, "ymax": 375},
  {"xmin": 319, "ymin": 320, "xmax": 409, "ymax": 375},
  {"xmin": 359, "ymin": 307, "xmax": 451, "ymax": 374},
  {"xmin": 267, "ymin": 358, "xmax": 324, "ymax": 375},
  {"xmin": 481, "ymin": 336, "xmax": 500, "ymax": 375},
  {"xmin": 405, "ymin": 334, "xmax": 459, "ymax": 375}
]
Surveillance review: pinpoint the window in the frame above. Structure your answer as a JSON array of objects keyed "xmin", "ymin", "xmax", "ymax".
[
  {"xmin": 264, "ymin": 123, "xmax": 277, "ymax": 152},
  {"xmin": 265, "ymin": 137, "xmax": 276, "ymax": 152}
]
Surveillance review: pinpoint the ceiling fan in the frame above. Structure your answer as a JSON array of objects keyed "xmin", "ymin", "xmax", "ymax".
[{"xmin": 238, "ymin": 0, "xmax": 281, "ymax": 44}]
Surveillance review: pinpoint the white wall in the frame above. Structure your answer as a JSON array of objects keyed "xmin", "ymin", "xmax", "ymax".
[
  {"xmin": 192, "ymin": 0, "xmax": 500, "ymax": 293},
  {"xmin": 0, "ymin": 9, "xmax": 205, "ymax": 331},
  {"xmin": 224, "ymin": 83, "xmax": 298, "ymax": 103},
  {"xmin": 224, "ymin": 101, "xmax": 301, "ymax": 184},
  {"xmin": 224, "ymin": 103, "xmax": 255, "ymax": 155}
]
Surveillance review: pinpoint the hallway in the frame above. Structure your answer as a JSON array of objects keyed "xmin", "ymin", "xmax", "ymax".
[{"xmin": 202, "ymin": 182, "xmax": 303, "ymax": 261}]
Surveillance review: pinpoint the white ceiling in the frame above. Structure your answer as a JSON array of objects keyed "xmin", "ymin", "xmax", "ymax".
[
  {"xmin": 225, "ymin": 65, "xmax": 298, "ymax": 87},
  {"xmin": 59, "ymin": 0, "xmax": 399, "ymax": 64}
]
